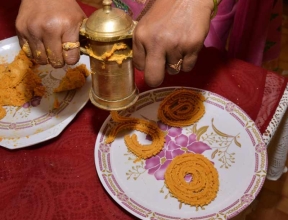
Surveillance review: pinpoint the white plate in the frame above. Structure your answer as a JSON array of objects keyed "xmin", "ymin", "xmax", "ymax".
[
  {"xmin": 0, "ymin": 36, "xmax": 92, "ymax": 149},
  {"xmin": 94, "ymin": 87, "xmax": 267, "ymax": 220}
]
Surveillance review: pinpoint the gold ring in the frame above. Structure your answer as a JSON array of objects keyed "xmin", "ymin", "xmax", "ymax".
[
  {"xmin": 22, "ymin": 41, "xmax": 32, "ymax": 57},
  {"xmin": 169, "ymin": 59, "xmax": 183, "ymax": 72},
  {"xmin": 62, "ymin": 42, "xmax": 80, "ymax": 51}
]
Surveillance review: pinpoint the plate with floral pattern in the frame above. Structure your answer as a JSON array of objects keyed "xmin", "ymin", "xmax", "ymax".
[
  {"xmin": 94, "ymin": 87, "xmax": 267, "ymax": 220},
  {"xmin": 0, "ymin": 36, "xmax": 91, "ymax": 149}
]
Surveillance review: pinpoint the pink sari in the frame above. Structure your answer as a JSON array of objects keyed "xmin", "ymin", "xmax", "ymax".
[
  {"xmin": 114, "ymin": 0, "xmax": 283, "ymax": 66},
  {"xmin": 205, "ymin": 0, "xmax": 283, "ymax": 66},
  {"xmin": 112, "ymin": 0, "xmax": 156, "ymax": 20}
]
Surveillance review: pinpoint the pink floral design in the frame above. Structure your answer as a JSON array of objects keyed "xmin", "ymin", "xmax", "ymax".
[
  {"xmin": 9, "ymin": 123, "xmax": 16, "ymax": 129},
  {"xmin": 225, "ymin": 102, "xmax": 235, "ymax": 113},
  {"xmin": 22, "ymin": 96, "xmax": 42, "ymax": 108},
  {"xmin": 117, "ymin": 192, "xmax": 129, "ymax": 202},
  {"xmin": 240, "ymin": 194, "xmax": 254, "ymax": 203},
  {"xmin": 255, "ymin": 143, "xmax": 266, "ymax": 153},
  {"xmin": 144, "ymin": 149, "xmax": 174, "ymax": 180},
  {"xmin": 144, "ymin": 121, "xmax": 212, "ymax": 180},
  {"xmin": 99, "ymin": 143, "xmax": 110, "ymax": 153},
  {"xmin": 169, "ymin": 133, "xmax": 211, "ymax": 158}
]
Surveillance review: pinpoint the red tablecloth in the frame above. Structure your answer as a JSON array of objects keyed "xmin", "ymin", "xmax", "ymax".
[{"xmin": 0, "ymin": 1, "xmax": 287, "ymax": 220}]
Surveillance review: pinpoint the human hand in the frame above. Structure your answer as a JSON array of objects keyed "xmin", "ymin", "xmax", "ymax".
[
  {"xmin": 133, "ymin": 0, "xmax": 214, "ymax": 87},
  {"xmin": 16, "ymin": 0, "xmax": 86, "ymax": 68}
]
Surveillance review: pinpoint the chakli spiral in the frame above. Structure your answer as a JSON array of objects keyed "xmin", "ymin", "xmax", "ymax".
[
  {"xmin": 165, "ymin": 153, "xmax": 219, "ymax": 207},
  {"xmin": 158, "ymin": 89, "xmax": 206, "ymax": 127},
  {"xmin": 105, "ymin": 111, "xmax": 165, "ymax": 159}
]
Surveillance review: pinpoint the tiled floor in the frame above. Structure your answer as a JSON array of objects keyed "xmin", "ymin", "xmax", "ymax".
[{"xmin": 80, "ymin": 1, "xmax": 288, "ymax": 219}]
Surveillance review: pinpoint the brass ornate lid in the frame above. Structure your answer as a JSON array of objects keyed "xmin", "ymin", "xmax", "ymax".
[{"xmin": 80, "ymin": 0, "xmax": 137, "ymax": 42}]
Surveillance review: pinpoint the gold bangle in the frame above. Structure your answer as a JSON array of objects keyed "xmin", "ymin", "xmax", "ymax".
[{"xmin": 211, "ymin": 0, "xmax": 221, "ymax": 19}]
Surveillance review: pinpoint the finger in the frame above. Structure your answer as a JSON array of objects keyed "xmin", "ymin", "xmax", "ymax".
[
  {"xmin": 28, "ymin": 39, "xmax": 49, "ymax": 65},
  {"xmin": 132, "ymin": 31, "xmax": 146, "ymax": 71},
  {"xmin": 32, "ymin": 43, "xmax": 49, "ymax": 65},
  {"xmin": 43, "ymin": 34, "xmax": 64, "ymax": 68},
  {"xmin": 17, "ymin": 33, "xmax": 26, "ymax": 49},
  {"xmin": 166, "ymin": 50, "xmax": 183, "ymax": 75},
  {"xmin": 16, "ymin": 23, "xmax": 31, "ymax": 57},
  {"xmin": 17, "ymin": 31, "xmax": 33, "ymax": 58},
  {"xmin": 16, "ymin": 21, "xmax": 50, "ymax": 64},
  {"xmin": 181, "ymin": 53, "xmax": 198, "ymax": 72},
  {"xmin": 18, "ymin": 34, "xmax": 49, "ymax": 65},
  {"xmin": 144, "ymin": 50, "xmax": 166, "ymax": 87},
  {"xmin": 62, "ymin": 20, "xmax": 84, "ymax": 65},
  {"xmin": 21, "ymin": 40, "xmax": 32, "ymax": 58}
]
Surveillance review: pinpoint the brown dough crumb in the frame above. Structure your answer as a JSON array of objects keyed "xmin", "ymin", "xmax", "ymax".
[
  {"xmin": 53, "ymin": 96, "xmax": 60, "ymax": 109},
  {"xmin": 0, "ymin": 106, "xmax": 6, "ymax": 120},
  {"xmin": 54, "ymin": 64, "xmax": 90, "ymax": 93}
]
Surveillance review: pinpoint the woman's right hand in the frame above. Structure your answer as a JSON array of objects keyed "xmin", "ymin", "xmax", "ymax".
[{"xmin": 16, "ymin": 0, "xmax": 86, "ymax": 68}]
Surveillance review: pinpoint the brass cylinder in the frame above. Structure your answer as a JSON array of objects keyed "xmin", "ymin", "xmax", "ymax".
[
  {"xmin": 88, "ymin": 39, "xmax": 138, "ymax": 110},
  {"xmin": 79, "ymin": 0, "xmax": 139, "ymax": 110}
]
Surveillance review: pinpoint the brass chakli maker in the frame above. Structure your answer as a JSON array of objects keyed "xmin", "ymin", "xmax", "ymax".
[{"xmin": 79, "ymin": 0, "xmax": 139, "ymax": 110}]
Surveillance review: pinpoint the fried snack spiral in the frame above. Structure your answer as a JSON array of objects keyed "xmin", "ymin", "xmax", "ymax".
[
  {"xmin": 158, "ymin": 89, "xmax": 205, "ymax": 127},
  {"xmin": 105, "ymin": 111, "xmax": 165, "ymax": 159},
  {"xmin": 165, "ymin": 153, "xmax": 219, "ymax": 207}
]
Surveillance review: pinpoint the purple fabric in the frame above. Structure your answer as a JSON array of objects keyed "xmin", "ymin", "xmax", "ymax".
[
  {"xmin": 206, "ymin": 0, "xmax": 282, "ymax": 66},
  {"xmin": 113, "ymin": 0, "xmax": 149, "ymax": 20},
  {"xmin": 229, "ymin": 0, "xmax": 273, "ymax": 65},
  {"xmin": 204, "ymin": 0, "xmax": 237, "ymax": 51},
  {"xmin": 116, "ymin": 0, "xmax": 282, "ymax": 66},
  {"xmin": 120, "ymin": 0, "xmax": 145, "ymax": 19}
]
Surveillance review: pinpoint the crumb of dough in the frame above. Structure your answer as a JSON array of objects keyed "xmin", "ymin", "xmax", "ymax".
[
  {"xmin": 0, "ymin": 106, "xmax": 6, "ymax": 120},
  {"xmin": 53, "ymin": 64, "xmax": 90, "ymax": 93},
  {"xmin": 0, "ymin": 50, "xmax": 46, "ymax": 120},
  {"xmin": 53, "ymin": 96, "xmax": 60, "ymax": 109}
]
